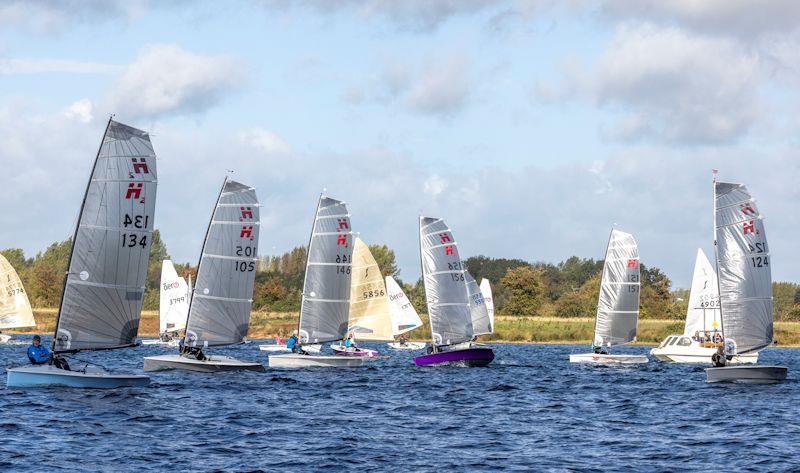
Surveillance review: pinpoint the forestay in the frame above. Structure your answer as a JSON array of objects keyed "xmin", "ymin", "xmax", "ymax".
[
  {"xmin": 54, "ymin": 120, "xmax": 157, "ymax": 352},
  {"xmin": 298, "ymin": 196, "xmax": 353, "ymax": 344},
  {"xmin": 385, "ymin": 276, "xmax": 422, "ymax": 336},
  {"xmin": 715, "ymin": 181, "xmax": 772, "ymax": 354},
  {"xmin": 466, "ymin": 272, "xmax": 491, "ymax": 337},
  {"xmin": 594, "ymin": 229, "xmax": 640, "ymax": 347},
  {"xmin": 419, "ymin": 217, "xmax": 473, "ymax": 346},
  {"xmin": 184, "ymin": 178, "xmax": 259, "ymax": 348},
  {"xmin": 347, "ymin": 238, "xmax": 394, "ymax": 341},
  {"xmin": 0, "ymin": 254, "xmax": 35, "ymax": 330},
  {"xmin": 159, "ymin": 260, "xmax": 190, "ymax": 334},
  {"xmin": 683, "ymin": 249, "xmax": 720, "ymax": 337},
  {"xmin": 480, "ymin": 279, "xmax": 495, "ymax": 334}
]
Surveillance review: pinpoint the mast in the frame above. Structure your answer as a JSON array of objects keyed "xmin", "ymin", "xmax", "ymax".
[
  {"xmin": 297, "ymin": 194, "xmax": 323, "ymax": 340},
  {"xmin": 711, "ymin": 170, "xmax": 725, "ymax": 341},
  {"xmin": 52, "ymin": 117, "xmax": 113, "ymax": 352},
  {"xmin": 181, "ymin": 176, "xmax": 228, "ymax": 347},
  {"xmin": 592, "ymin": 227, "xmax": 615, "ymax": 349},
  {"xmin": 419, "ymin": 216, "xmax": 437, "ymax": 353}
]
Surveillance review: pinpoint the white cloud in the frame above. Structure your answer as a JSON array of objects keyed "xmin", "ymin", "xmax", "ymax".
[
  {"xmin": 0, "ymin": 58, "xmax": 122, "ymax": 75},
  {"xmin": 423, "ymin": 175, "xmax": 448, "ymax": 196},
  {"xmin": 0, "ymin": 0, "xmax": 146, "ymax": 35},
  {"xmin": 63, "ymin": 99, "xmax": 94, "ymax": 123},
  {"xmin": 105, "ymin": 44, "xmax": 245, "ymax": 120},
  {"xmin": 238, "ymin": 127, "xmax": 291, "ymax": 155}
]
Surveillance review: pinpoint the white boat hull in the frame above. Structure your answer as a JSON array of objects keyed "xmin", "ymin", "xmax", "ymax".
[
  {"xmin": 6, "ymin": 364, "xmax": 150, "ymax": 389},
  {"xmin": 706, "ymin": 365, "xmax": 788, "ymax": 384},
  {"xmin": 258, "ymin": 344, "xmax": 290, "ymax": 352},
  {"xmin": 387, "ymin": 341, "xmax": 426, "ymax": 350},
  {"xmin": 0, "ymin": 334, "xmax": 11, "ymax": 343},
  {"xmin": 143, "ymin": 354, "xmax": 265, "ymax": 372},
  {"xmin": 268, "ymin": 353, "xmax": 365, "ymax": 368},
  {"xmin": 650, "ymin": 346, "xmax": 758, "ymax": 364},
  {"xmin": 569, "ymin": 353, "xmax": 649, "ymax": 364},
  {"xmin": 330, "ymin": 344, "xmax": 378, "ymax": 357},
  {"xmin": 141, "ymin": 339, "xmax": 179, "ymax": 347}
]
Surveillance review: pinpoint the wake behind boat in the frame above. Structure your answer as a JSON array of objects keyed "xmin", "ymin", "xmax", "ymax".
[
  {"xmin": 144, "ymin": 177, "xmax": 264, "ymax": 373},
  {"xmin": 569, "ymin": 228, "xmax": 648, "ymax": 365},
  {"xmin": 7, "ymin": 119, "xmax": 156, "ymax": 388}
]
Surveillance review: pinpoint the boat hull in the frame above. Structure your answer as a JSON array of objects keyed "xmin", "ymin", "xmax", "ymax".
[
  {"xmin": 650, "ymin": 335, "xmax": 757, "ymax": 364},
  {"xmin": 143, "ymin": 354, "xmax": 265, "ymax": 372},
  {"xmin": 258, "ymin": 344, "xmax": 290, "ymax": 352},
  {"xmin": 141, "ymin": 339, "xmax": 179, "ymax": 347},
  {"xmin": 569, "ymin": 353, "xmax": 649, "ymax": 364},
  {"xmin": 6, "ymin": 364, "xmax": 150, "ymax": 389},
  {"xmin": 268, "ymin": 353, "xmax": 365, "ymax": 368},
  {"xmin": 387, "ymin": 341, "xmax": 426, "ymax": 351},
  {"xmin": 706, "ymin": 365, "xmax": 788, "ymax": 384},
  {"xmin": 413, "ymin": 347, "xmax": 494, "ymax": 367},
  {"xmin": 330, "ymin": 344, "xmax": 377, "ymax": 357}
]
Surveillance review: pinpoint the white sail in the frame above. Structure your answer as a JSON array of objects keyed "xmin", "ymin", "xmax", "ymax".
[
  {"xmin": 683, "ymin": 249, "xmax": 720, "ymax": 337},
  {"xmin": 466, "ymin": 272, "xmax": 491, "ymax": 336},
  {"xmin": 714, "ymin": 180, "xmax": 773, "ymax": 354},
  {"xmin": 0, "ymin": 254, "xmax": 35, "ymax": 330},
  {"xmin": 594, "ymin": 229, "xmax": 640, "ymax": 347},
  {"xmin": 385, "ymin": 276, "xmax": 422, "ymax": 336},
  {"xmin": 347, "ymin": 238, "xmax": 394, "ymax": 341},
  {"xmin": 159, "ymin": 260, "xmax": 189, "ymax": 334},
  {"xmin": 479, "ymin": 278, "xmax": 494, "ymax": 334}
]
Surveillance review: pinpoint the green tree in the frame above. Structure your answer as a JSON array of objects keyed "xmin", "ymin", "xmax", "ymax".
[
  {"xmin": 554, "ymin": 274, "xmax": 599, "ymax": 318},
  {"xmin": 500, "ymin": 266, "xmax": 547, "ymax": 316},
  {"xmin": 773, "ymin": 282, "xmax": 800, "ymax": 321},
  {"xmin": 1, "ymin": 248, "xmax": 28, "ymax": 270},
  {"xmin": 368, "ymin": 244, "xmax": 399, "ymax": 277},
  {"xmin": 142, "ymin": 230, "xmax": 171, "ymax": 310}
]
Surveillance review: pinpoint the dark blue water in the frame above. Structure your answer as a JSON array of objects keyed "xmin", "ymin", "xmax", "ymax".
[{"xmin": 1, "ymin": 336, "xmax": 798, "ymax": 472}]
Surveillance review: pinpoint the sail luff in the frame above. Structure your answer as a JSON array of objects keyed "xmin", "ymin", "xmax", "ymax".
[
  {"xmin": 419, "ymin": 217, "xmax": 436, "ymax": 348},
  {"xmin": 297, "ymin": 194, "xmax": 322, "ymax": 339}
]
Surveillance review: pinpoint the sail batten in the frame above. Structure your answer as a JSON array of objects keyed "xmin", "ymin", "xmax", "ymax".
[
  {"xmin": 184, "ymin": 178, "xmax": 260, "ymax": 348},
  {"xmin": 593, "ymin": 229, "xmax": 640, "ymax": 347}
]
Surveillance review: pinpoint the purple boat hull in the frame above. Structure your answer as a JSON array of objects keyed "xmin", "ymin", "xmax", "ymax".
[{"xmin": 413, "ymin": 347, "xmax": 494, "ymax": 367}]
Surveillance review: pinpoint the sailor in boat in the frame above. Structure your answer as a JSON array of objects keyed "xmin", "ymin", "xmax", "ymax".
[
  {"xmin": 592, "ymin": 343, "xmax": 610, "ymax": 355},
  {"xmin": 160, "ymin": 331, "xmax": 176, "ymax": 343},
  {"xmin": 178, "ymin": 338, "xmax": 207, "ymax": 361},
  {"xmin": 398, "ymin": 335, "xmax": 408, "ymax": 346},
  {"xmin": 286, "ymin": 331, "xmax": 307, "ymax": 355},
  {"xmin": 27, "ymin": 335, "xmax": 50, "ymax": 365}
]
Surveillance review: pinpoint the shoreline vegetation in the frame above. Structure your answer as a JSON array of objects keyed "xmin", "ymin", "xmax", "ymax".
[{"xmin": 16, "ymin": 309, "xmax": 800, "ymax": 347}]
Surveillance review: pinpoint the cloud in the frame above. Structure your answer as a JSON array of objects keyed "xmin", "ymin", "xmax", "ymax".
[
  {"xmin": 0, "ymin": 0, "xmax": 146, "ymax": 34},
  {"xmin": 0, "ymin": 58, "xmax": 122, "ymax": 75},
  {"xmin": 63, "ymin": 99, "xmax": 94, "ymax": 123},
  {"xmin": 539, "ymin": 23, "xmax": 761, "ymax": 145},
  {"xmin": 238, "ymin": 127, "xmax": 291, "ymax": 155},
  {"xmin": 423, "ymin": 175, "xmax": 448, "ymax": 196},
  {"xmin": 105, "ymin": 44, "xmax": 245, "ymax": 120}
]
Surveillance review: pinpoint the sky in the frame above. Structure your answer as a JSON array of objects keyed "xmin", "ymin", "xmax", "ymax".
[{"xmin": 0, "ymin": 0, "xmax": 799, "ymax": 288}]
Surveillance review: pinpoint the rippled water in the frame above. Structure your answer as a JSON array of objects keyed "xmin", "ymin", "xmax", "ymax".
[{"xmin": 1, "ymin": 336, "xmax": 798, "ymax": 472}]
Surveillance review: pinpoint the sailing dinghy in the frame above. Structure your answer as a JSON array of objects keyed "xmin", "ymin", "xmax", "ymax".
[
  {"xmin": 142, "ymin": 260, "xmax": 190, "ymax": 346},
  {"xmin": 144, "ymin": 178, "xmax": 264, "ymax": 373},
  {"xmin": 650, "ymin": 249, "xmax": 756, "ymax": 364},
  {"xmin": 0, "ymin": 253, "xmax": 36, "ymax": 343},
  {"xmin": 413, "ymin": 217, "xmax": 494, "ymax": 367},
  {"xmin": 269, "ymin": 195, "xmax": 364, "ymax": 368},
  {"xmin": 705, "ymin": 175, "xmax": 787, "ymax": 383},
  {"xmin": 385, "ymin": 276, "xmax": 425, "ymax": 350},
  {"xmin": 569, "ymin": 229, "xmax": 648, "ymax": 364},
  {"xmin": 6, "ymin": 119, "xmax": 154, "ymax": 388}
]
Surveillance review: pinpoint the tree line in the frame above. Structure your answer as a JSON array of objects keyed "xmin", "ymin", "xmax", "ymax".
[{"xmin": 4, "ymin": 234, "xmax": 800, "ymax": 321}]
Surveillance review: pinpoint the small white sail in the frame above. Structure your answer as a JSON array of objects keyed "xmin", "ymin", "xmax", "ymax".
[
  {"xmin": 347, "ymin": 238, "xmax": 394, "ymax": 341},
  {"xmin": 479, "ymin": 278, "xmax": 494, "ymax": 335},
  {"xmin": 683, "ymin": 249, "xmax": 720, "ymax": 337},
  {"xmin": 0, "ymin": 254, "xmax": 35, "ymax": 330},
  {"xmin": 159, "ymin": 260, "xmax": 189, "ymax": 335},
  {"xmin": 466, "ymin": 272, "xmax": 491, "ymax": 337},
  {"xmin": 593, "ymin": 229, "xmax": 640, "ymax": 347},
  {"xmin": 385, "ymin": 276, "xmax": 422, "ymax": 336}
]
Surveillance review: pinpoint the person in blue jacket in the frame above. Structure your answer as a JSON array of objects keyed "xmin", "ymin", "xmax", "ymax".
[
  {"xmin": 27, "ymin": 335, "xmax": 50, "ymax": 365},
  {"xmin": 286, "ymin": 331, "xmax": 306, "ymax": 355}
]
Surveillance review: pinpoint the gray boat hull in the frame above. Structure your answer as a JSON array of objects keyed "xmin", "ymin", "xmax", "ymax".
[
  {"xmin": 143, "ymin": 354, "xmax": 265, "ymax": 373},
  {"xmin": 705, "ymin": 365, "xmax": 788, "ymax": 384}
]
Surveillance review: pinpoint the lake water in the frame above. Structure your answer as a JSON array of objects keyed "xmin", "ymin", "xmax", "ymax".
[{"xmin": 1, "ymin": 337, "xmax": 798, "ymax": 472}]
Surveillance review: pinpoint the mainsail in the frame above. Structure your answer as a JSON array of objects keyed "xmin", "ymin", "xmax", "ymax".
[
  {"xmin": 184, "ymin": 178, "xmax": 260, "ymax": 348},
  {"xmin": 385, "ymin": 276, "xmax": 422, "ymax": 336},
  {"xmin": 298, "ymin": 196, "xmax": 353, "ymax": 344},
  {"xmin": 593, "ymin": 229, "xmax": 640, "ymax": 347},
  {"xmin": 347, "ymin": 238, "xmax": 394, "ymax": 341},
  {"xmin": 466, "ymin": 272, "xmax": 491, "ymax": 336},
  {"xmin": 714, "ymin": 180, "xmax": 773, "ymax": 354},
  {"xmin": 479, "ymin": 278, "xmax": 495, "ymax": 334},
  {"xmin": 419, "ymin": 216, "xmax": 473, "ymax": 346},
  {"xmin": 683, "ymin": 248, "xmax": 720, "ymax": 337},
  {"xmin": 0, "ymin": 254, "xmax": 35, "ymax": 330},
  {"xmin": 54, "ymin": 120, "xmax": 157, "ymax": 352},
  {"xmin": 159, "ymin": 259, "xmax": 190, "ymax": 334}
]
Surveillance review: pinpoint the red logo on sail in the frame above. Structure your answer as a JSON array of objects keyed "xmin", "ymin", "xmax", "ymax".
[
  {"xmin": 743, "ymin": 220, "xmax": 756, "ymax": 235},
  {"xmin": 740, "ymin": 203, "xmax": 756, "ymax": 216},
  {"xmin": 337, "ymin": 234, "xmax": 348, "ymax": 247},
  {"xmin": 240, "ymin": 207, "xmax": 253, "ymax": 220},
  {"xmin": 627, "ymin": 259, "xmax": 638, "ymax": 269},
  {"xmin": 240, "ymin": 225, "xmax": 253, "ymax": 240},
  {"xmin": 125, "ymin": 182, "xmax": 143, "ymax": 200},
  {"xmin": 445, "ymin": 245, "xmax": 454, "ymax": 256},
  {"xmin": 338, "ymin": 219, "xmax": 349, "ymax": 231},
  {"xmin": 439, "ymin": 233, "xmax": 451, "ymax": 244},
  {"xmin": 131, "ymin": 158, "xmax": 149, "ymax": 174}
]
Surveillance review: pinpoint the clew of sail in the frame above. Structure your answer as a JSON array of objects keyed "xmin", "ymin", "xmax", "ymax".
[
  {"xmin": 159, "ymin": 260, "xmax": 190, "ymax": 334},
  {"xmin": 347, "ymin": 238, "xmax": 394, "ymax": 341},
  {"xmin": 683, "ymin": 248, "xmax": 720, "ymax": 337},
  {"xmin": 298, "ymin": 196, "xmax": 354, "ymax": 344},
  {"xmin": 54, "ymin": 120, "xmax": 157, "ymax": 352},
  {"xmin": 479, "ymin": 279, "xmax": 494, "ymax": 334},
  {"xmin": 466, "ymin": 272, "xmax": 491, "ymax": 337},
  {"xmin": 385, "ymin": 276, "xmax": 422, "ymax": 336},
  {"xmin": 715, "ymin": 181, "xmax": 772, "ymax": 354},
  {"xmin": 594, "ymin": 229, "xmax": 640, "ymax": 347},
  {"xmin": 0, "ymin": 254, "xmax": 35, "ymax": 330},
  {"xmin": 184, "ymin": 178, "xmax": 260, "ymax": 348},
  {"xmin": 419, "ymin": 216, "xmax": 473, "ymax": 346}
]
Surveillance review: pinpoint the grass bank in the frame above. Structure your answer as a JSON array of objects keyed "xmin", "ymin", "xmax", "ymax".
[{"xmin": 13, "ymin": 310, "xmax": 800, "ymax": 347}]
